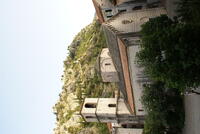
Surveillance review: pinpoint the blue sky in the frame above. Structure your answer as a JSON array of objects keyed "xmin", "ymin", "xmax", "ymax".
[{"xmin": 0, "ymin": 0, "xmax": 94, "ymax": 134}]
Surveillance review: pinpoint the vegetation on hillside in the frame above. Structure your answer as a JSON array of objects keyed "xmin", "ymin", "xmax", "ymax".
[{"xmin": 53, "ymin": 21, "xmax": 117, "ymax": 134}]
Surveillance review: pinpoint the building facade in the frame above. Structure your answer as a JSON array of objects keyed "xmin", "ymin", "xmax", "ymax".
[
  {"xmin": 82, "ymin": 0, "xmax": 169, "ymax": 133},
  {"xmin": 92, "ymin": 0, "xmax": 163, "ymax": 23},
  {"xmin": 103, "ymin": 7, "xmax": 167, "ymax": 114}
]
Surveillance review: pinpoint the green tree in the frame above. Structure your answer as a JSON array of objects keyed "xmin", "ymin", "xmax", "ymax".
[
  {"xmin": 137, "ymin": 15, "xmax": 200, "ymax": 90},
  {"xmin": 177, "ymin": 0, "xmax": 200, "ymax": 24},
  {"xmin": 142, "ymin": 81, "xmax": 184, "ymax": 134}
]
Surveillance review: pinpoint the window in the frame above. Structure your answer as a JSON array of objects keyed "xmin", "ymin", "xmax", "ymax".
[
  {"xmin": 105, "ymin": 9, "xmax": 112, "ymax": 18},
  {"xmin": 85, "ymin": 116, "xmax": 96, "ymax": 119},
  {"xmin": 85, "ymin": 103, "xmax": 97, "ymax": 108},
  {"xmin": 122, "ymin": 124, "xmax": 127, "ymax": 128},
  {"xmin": 133, "ymin": 6, "xmax": 142, "ymax": 10},
  {"xmin": 118, "ymin": 9, "xmax": 126, "ymax": 13},
  {"xmin": 105, "ymin": 9, "xmax": 112, "ymax": 12},
  {"xmin": 128, "ymin": 124, "xmax": 144, "ymax": 128},
  {"xmin": 138, "ymin": 109, "xmax": 144, "ymax": 112},
  {"xmin": 108, "ymin": 104, "xmax": 116, "ymax": 107},
  {"xmin": 147, "ymin": 3, "xmax": 159, "ymax": 8},
  {"xmin": 107, "ymin": 15, "xmax": 113, "ymax": 18},
  {"xmin": 107, "ymin": 117, "xmax": 116, "ymax": 120},
  {"xmin": 105, "ymin": 63, "xmax": 111, "ymax": 66}
]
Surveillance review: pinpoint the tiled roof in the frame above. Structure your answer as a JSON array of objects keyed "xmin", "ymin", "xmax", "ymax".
[{"xmin": 102, "ymin": 24, "xmax": 128, "ymax": 101}]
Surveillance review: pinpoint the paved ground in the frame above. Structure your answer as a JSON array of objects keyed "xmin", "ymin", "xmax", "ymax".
[{"xmin": 183, "ymin": 93, "xmax": 200, "ymax": 134}]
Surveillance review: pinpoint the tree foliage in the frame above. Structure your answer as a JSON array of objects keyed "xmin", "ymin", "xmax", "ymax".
[
  {"xmin": 137, "ymin": 15, "xmax": 200, "ymax": 90},
  {"xmin": 142, "ymin": 81, "xmax": 184, "ymax": 134},
  {"xmin": 177, "ymin": 0, "xmax": 200, "ymax": 24}
]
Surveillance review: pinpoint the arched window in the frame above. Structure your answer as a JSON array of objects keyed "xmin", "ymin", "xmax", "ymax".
[{"xmin": 85, "ymin": 103, "xmax": 97, "ymax": 108}]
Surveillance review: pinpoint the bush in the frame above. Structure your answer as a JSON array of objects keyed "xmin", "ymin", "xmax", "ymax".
[
  {"xmin": 142, "ymin": 81, "xmax": 184, "ymax": 134},
  {"xmin": 137, "ymin": 15, "xmax": 200, "ymax": 90}
]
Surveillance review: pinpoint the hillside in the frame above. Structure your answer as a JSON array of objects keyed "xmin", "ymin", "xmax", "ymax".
[{"xmin": 53, "ymin": 20, "xmax": 117, "ymax": 134}]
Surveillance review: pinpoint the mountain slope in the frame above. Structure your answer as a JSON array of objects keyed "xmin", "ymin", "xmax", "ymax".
[{"xmin": 53, "ymin": 20, "xmax": 117, "ymax": 134}]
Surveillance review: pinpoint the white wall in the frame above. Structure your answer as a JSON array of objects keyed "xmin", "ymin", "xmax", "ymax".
[{"xmin": 127, "ymin": 45, "xmax": 146, "ymax": 116}]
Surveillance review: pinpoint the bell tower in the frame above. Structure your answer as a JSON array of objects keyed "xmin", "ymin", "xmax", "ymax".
[
  {"xmin": 81, "ymin": 97, "xmax": 145, "ymax": 124},
  {"xmin": 81, "ymin": 98, "xmax": 99, "ymax": 122},
  {"xmin": 81, "ymin": 98, "xmax": 118, "ymax": 123}
]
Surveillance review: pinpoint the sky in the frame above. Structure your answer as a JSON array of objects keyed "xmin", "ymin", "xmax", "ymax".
[{"xmin": 0, "ymin": 0, "xmax": 94, "ymax": 134}]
